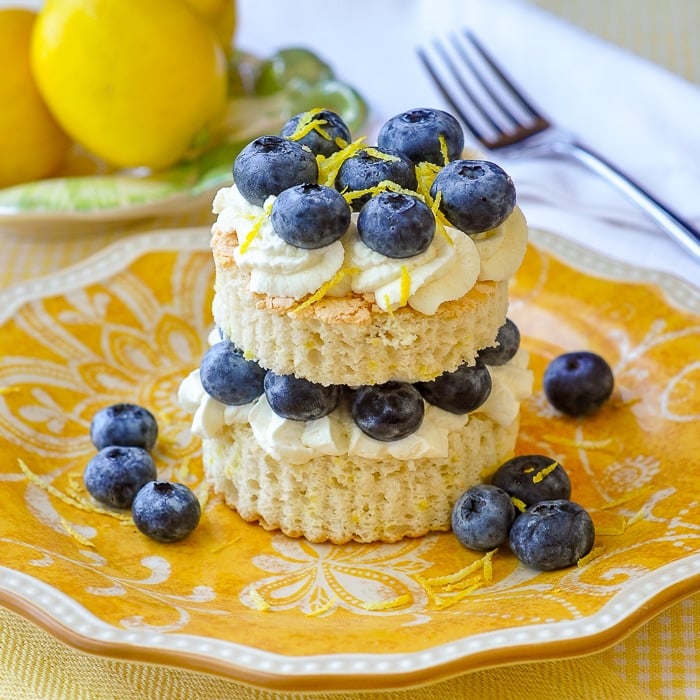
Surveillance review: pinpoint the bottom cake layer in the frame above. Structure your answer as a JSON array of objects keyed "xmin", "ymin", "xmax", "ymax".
[{"xmin": 201, "ymin": 413, "xmax": 520, "ymax": 544}]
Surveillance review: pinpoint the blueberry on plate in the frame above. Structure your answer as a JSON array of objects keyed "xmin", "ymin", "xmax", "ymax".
[
  {"xmin": 271, "ymin": 183, "xmax": 351, "ymax": 249},
  {"xmin": 199, "ymin": 340, "xmax": 267, "ymax": 406},
  {"xmin": 543, "ymin": 351, "xmax": 614, "ymax": 416},
  {"xmin": 509, "ymin": 499, "xmax": 595, "ymax": 571},
  {"xmin": 232, "ymin": 135, "xmax": 318, "ymax": 206},
  {"xmin": 415, "ymin": 359, "xmax": 492, "ymax": 415},
  {"xmin": 280, "ymin": 109, "xmax": 351, "ymax": 157},
  {"xmin": 451, "ymin": 484, "xmax": 516, "ymax": 550},
  {"xmin": 430, "ymin": 159, "xmax": 516, "ymax": 234},
  {"xmin": 336, "ymin": 146, "xmax": 418, "ymax": 210},
  {"xmin": 132, "ymin": 481, "xmax": 201, "ymax": 543},
  {"xmin": 351, "ymin": 381, "xmax": 424, "ymax": 441},
  {"xmin": 491, "ymin": 454, "xmax": 571, "ymax": 507},
  {"xmin": 83, "ymin": 446, "xmax": 157, "ymax": 509},
  {"xmin": 90, "ymin": 403, "xmax": 158, "ymax": 451},
  {"xmin": 264, "ymin": 371, "xmax": 340, "ymax": 421},
  {"xmin": 377, "ymin": 107, "xmax": 464, "ymax": 166},
  {"xmin": 357, "ymin": 192, "xmax": 435, "ymax": 258},
  {"xmin": 477, "ymin": 318, "xmax": 521, "ymax": 366}
]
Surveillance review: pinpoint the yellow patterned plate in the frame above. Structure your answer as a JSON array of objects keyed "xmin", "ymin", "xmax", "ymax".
[{"xmin": 1, "ymin": 228, "xmax": 699, "ymax": 692}]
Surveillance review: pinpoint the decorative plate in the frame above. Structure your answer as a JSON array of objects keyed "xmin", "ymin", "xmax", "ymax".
[
  {"xmin": 0, "ymin": 49, "xmax": 366, "ymax": 238},
  {"xmin": 0, "ymin": 228, "xmax": 699, "ymax": 692}
]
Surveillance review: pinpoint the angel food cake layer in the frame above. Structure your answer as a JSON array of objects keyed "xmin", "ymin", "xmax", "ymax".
[
  {"xmin": 180, "ymin": 107, "xmax": 532, "ymax": 543},
  {"xmin": 180, "ymin": 346, "xmax": 532, "ymax": 543}
]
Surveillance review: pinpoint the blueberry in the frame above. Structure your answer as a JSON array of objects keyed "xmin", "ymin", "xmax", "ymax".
[
  {"xmin": 131, "ymin": 481, "xmax": 201, "ymax": 543},
  {"xmin": 377, "ymin": 108, "xmax": 464, "ymax": 166},
  {"xmin": 491, "ymin": 454, "xmax": 571, "ymax": 507},
  {"xmin": 543, "ymin": 351, "xmax": 614, "ymax": 416},
  {"xmin": 264, "ymin": 371, "xmax": 340, "ymax": 421},
  {"xmin": 351, "ymin": 381, "xmax": 424, "ymax": 441},
  {"xmin": 430, "ymin": 159, "xmax": 516, "ymax": 234},
  {"xmin": 336, "ymin": 146, "xmax": 418, "ymax": 211},
  {"xmin": 451, "ymin": 484, "xmax": 516, "ymax": 550},
  {"xmin": 509, "ymin": 500, "xmax": 595, "ymax": 570},
  {"xmin": 280, "ymin": 109, "xmax": 351, "ymax": 157},
  {"xmin": 477, "ymin": 318, "xmax": 520, "ymax": 366},
  {"xmin": 271, "ymin": 183, "xmax": 351, "ymax": 249},
  {"xmin": 83, "ymin": 446, "xmax": 157, "ymax": 509},
  {"xmin": 232, "ymin": 135, "xmax": 318, "ymax": 206},
  {"xmin": 90, "ymin": 403, "xmax": 158, "ymax": 451},
  {"xmin": 357, "ymin": 192, "xmax": 435, "ymax": 258},
  {"xmin": 415, "ymin": 360, "xmax": 492, "ymax": 415},
  {"xmin": 199, "ymin": 340, "xmax": 266, "ymax": 406}
]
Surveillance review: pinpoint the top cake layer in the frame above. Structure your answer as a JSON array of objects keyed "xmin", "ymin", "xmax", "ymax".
[{"xmin": 210, "ymin": 108, "xmax": 528, "ymax": 386}]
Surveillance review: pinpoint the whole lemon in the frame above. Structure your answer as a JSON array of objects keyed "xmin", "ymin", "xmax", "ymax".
[
  {"xmin": 0, "ymin": 8, "xmax": 71, "ymax": 188},
  {"xmin": 183, "ymin": 0, "xmax": 236, "ymax": 54},
  {"xmin": 31, "ymin": 0, "xmax": 228, "ymax": 170}
]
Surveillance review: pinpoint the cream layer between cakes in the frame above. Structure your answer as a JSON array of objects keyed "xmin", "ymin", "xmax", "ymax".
[{"xmin": 179, "ymin": 349, "xmax": 533, "ymax": 543}]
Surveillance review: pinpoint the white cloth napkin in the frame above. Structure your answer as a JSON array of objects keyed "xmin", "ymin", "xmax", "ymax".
[{"xmin": 237, "ymin": 0, "xmax": 700, "ymax": 285}]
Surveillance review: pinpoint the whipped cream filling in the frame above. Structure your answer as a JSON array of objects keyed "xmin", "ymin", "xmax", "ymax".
[
  {"xmin": 178, "ymin": 349, "xmax": 533, "ymax": 465},
  {"xmin": 212, "ymin": 185, "xmax": 527, "ymax": 314}
]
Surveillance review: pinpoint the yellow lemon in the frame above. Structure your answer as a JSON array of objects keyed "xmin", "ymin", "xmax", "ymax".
[
  {"xmin": 183, "ymin": 0, "xmax": 236, "ymax": 53},
  {"xmin": 0, "ymin": 8, "xmax": 71, "ymax": 188},
  {"xmin": 31, "ymin": 0, "xmax": 228, "ymax": 170}
]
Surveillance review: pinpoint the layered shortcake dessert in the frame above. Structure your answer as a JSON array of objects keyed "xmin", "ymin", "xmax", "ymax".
[{"xmin": 179, "ymin": 107, "xmax": 532, "ymax": 543}]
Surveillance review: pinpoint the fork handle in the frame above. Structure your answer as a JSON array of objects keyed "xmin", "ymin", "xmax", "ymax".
[{"xmin": 553, "ymin": 140, "xmax": 700, "ymax": 263}]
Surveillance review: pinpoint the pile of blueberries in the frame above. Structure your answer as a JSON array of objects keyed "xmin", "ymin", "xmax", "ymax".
[
  {"xmin": 234, "ymin": 106, "xmax": 516, "ymax": 257},
  {"xmin": 451, "ymin": 455, "xmax": 594, "ymax": 571},
  {"xmin": 200, "ymin": 318, "xmax": 521, "ymax": 443},
  {"xmin": 83, "ymin": 404, "xmax": 201, "ymax": 543},
  {"xmin": 451, "ymin": 351, "xmax": 615, "ymax": 571}
]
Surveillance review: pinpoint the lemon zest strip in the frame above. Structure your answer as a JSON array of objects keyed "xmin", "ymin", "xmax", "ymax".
[
  {"xmin": 316, "ymin": 137, "xmax": 367, "ymax": 187},
  {"xmin": 542, "ymin": 434, "xmax": 613, "ymax": 451},
  {"xmin": 415, "ymin": 160, "xmax": 441, "ymax": 199},
  {"xmin": 399, "ymin": 265, "xmax": 412, "ymax": 307},
  {"xmin": 511, "ymin": 496, "xmax": 527, "ymax": 513},
  {"xmin": 432, "ymin": 583, "xmax": 485, "ymax": 608},
  {"xmin": 577, "ymin": 545, "xmax": 604, "ymax": 567},
  {"xmin": 238, "ymin": 200, "xmax": 272, "ymax": 255},
  {"xmin": 364, "ymin": 147, "xmax": 399, "ymax": 162},
  {"xmin": 210, "ymin": 536, "xmax": 241, "ymax": 553},
  {"xmin": 419, "ymin": 549, "xmax": 496, "ymax": 587},
  {"xmin": 341, "ymin": 178, "xmax": 419, "ymax": 207},
  {"xmin": 383, "ymin": 293, "xmax": 394, "ymax": 315},
  {"xmin": 305, "ymin": 596, "xmax": 338, "ymax": 617},
  {"xmin": 598, "ymin": 488, "xmax": 651, "ymax": 510},
  {"xmin": 60, "ymin": 517, "xmax": 95, "ymax": 548},
  {"xmin": 249, "ymin": 588, "xmax": 271, "ymax": 611},
  {"xmin": 292, "ymin": 267, "xmax": 358, "ymax": 314},
  {"xmin": 596, "ymin": 507, "xmax": 646, "ymax": 536},
  {"xmin": 286, "ymin": 108, "xmax": 331, "ymax": 141},
  {"xmin": 532, "ymin": 461, "xmax": 560, "ymax": 484},
  {"xmin": 361, "ymin": 593, "xmax": 411, "ymax": 611},
  {"xmin": 438, "ymin": 133, "xmax": 449, "ymax": 165},
  {"xmin": 439, "ymin": 574, "xmax": 483, "ymax": 593},
  {"xmin": 17, "ymin": 458, "xmax": 130, "ymax": 521},
  {"xmin": 482, "ymin": 550, "xmax": 495, "ymax": 582}
]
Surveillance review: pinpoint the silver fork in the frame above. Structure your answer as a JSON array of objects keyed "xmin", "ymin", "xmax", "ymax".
[{"xmin": 418, "ymin": 30, "xmax": 700, "ymax": 264}]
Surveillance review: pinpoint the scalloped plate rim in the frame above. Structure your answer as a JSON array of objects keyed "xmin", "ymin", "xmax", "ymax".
[{"xmin": 1, "ymin": 226, "xmax": 699, "ymax": 692}]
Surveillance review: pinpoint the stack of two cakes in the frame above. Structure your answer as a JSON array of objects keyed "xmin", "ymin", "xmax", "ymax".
[{"xmin": 179, "ymin": 107, "xmax": 533, "ymax": 543}]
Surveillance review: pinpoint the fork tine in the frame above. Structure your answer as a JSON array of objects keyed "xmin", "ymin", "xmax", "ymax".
[
  {"xmin": 416, "ymin": 46, "xmax": 492, "ymax": 144},
  {"xmin": 462, "ymin": 30, "xmax": 546, "ymax": 124}
]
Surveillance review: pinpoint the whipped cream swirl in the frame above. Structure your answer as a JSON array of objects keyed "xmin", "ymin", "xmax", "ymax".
[{"xmin": 212, "ymin": 185, "xmax": 528, "ymax": 314}]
